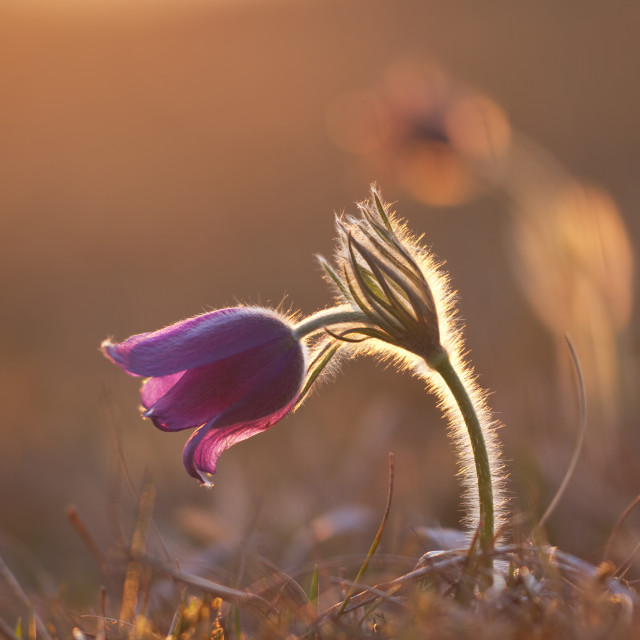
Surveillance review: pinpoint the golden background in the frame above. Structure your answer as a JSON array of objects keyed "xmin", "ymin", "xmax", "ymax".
[{"xmin": 1, "ymin": 0, "xmax": 639, "ymax": 602}]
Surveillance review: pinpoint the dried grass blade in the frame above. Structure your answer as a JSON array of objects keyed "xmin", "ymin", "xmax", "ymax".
[
  {"xmin": 615, "ymin": 539, "xmax": 640, "ymax": 581},
  {"xmin": 0, "ymin": 555, "xmax": 51, "ymax": 640},
  {"xmin": 103, "ymin": 391, "xmax": 173, "ymax": 562},
  {"xmin": 136, "ymin": 553, "xmax": 273, "ymax": 619},
  {"xmin": 96, "ymin": 587, "xmax": 107, "ymax": 640},
  {"xmin": 66, "ymin": 506, "xmax": 108, "ymax": 576},
  {"xmin": 120, "ymin": 483, "xmax": 155, "ymax": 623},
  {"xmin": 604, "ymin": 493, "xmax": 640, "ymax": 563},
  {"xmin": 532, "ymin": 335, "xmax": 586, "ymax": 534},
  {"xmin": 337, "ymin": 453, "xmax": 395, "ymax": 616}
]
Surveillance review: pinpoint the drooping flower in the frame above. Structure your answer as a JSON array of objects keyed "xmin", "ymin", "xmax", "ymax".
[{"xmin": 102, "ymin": 307, "xmax": 307, "ymax": 485}]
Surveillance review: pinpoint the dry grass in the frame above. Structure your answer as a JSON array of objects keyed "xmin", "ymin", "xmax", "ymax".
[{"xmin": 1, "ymin": 500, "xmax": 638, "ymax": 640}]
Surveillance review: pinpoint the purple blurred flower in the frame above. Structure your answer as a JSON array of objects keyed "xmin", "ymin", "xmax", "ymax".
[{"xmin": 102, "ymin": 307, "xmax": 307, "ymax": 485}]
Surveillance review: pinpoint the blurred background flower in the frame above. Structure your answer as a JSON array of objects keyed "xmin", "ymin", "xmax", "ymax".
[
  {"xmin": 1, "ymin": 0, "xmax": 639, "ymax": 610},
  {"xmin": 510, "ymin": 178, "xmax": 635, "ymax": 456},
  {"xmin": 326, "ymin": 59, "xmax": 511, "ymax": 206},
  {"xmin": 326, "ymin": 54, "xmax": 636, "ymax": 470}
]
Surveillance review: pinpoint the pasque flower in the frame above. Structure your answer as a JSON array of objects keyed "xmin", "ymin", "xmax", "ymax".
[
  {"xmin": 101, "ymin": 188, "xmax": 505, "ymax": 576},
  {"xmin": 314, "ymin": 188, "xmax": 505, "ymax": 559},
  {"xmin": 102, "ymin": 307, "xmax": 307, "ymax": 485}
]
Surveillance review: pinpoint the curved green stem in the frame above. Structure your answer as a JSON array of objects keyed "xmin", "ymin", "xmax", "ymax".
[
  {"xmin": 431, "ymin": 353, "xmax": 495, "ymax": 559},
  {"xmin": 294, "ymin": 307, "xmax": 496, "ymax": 569},
  {"xmin": 293, "ymin": 306, "xmax": 370, "ymax": 340}
]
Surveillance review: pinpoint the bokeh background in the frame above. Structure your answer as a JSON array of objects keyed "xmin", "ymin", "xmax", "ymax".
[{"xmin": 1, "ymin": 0, "xmax": 640, "ymax": 607}]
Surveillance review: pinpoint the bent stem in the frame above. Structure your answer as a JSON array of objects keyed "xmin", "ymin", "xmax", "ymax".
[
  {"xmin": 431, "ymin": 352, "xmax": 495, "ymax": 565},
  {"xmin": 293, "ymin": 307, "xmax": 370, "ymax": 340},
  {"xmin": 295, "ymin": 307, "xmax": 497, "ymax": 572}
]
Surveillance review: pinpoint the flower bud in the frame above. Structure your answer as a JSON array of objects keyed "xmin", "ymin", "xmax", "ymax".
[{"xmin": 322, "ymin": 188, "xmax": 447, "ymax": 367}]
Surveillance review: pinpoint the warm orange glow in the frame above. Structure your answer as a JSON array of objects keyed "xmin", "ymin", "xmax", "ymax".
[
  {"xmin": 512, "ymin": 180, "xmax": 635, "ymax": 436},
  {"xmin": 394, "ymin": 144, "xmax": 478, "ymax": 207},
  {"xmin": 1, "ymin": 0, "xmax": 639, "ymax": 603},
  {"xmin": 555, "ymin": 185, "xmax": 634, "ymax": 330},
  {"xmin": 325, "ymin": 58, "xmax": 512, "ymax": 207},
  {"xmin": 325, "ymin": 90, "xmax": 389, "ymax": 155},
  {"xmin": 514, "ymin": 183, "xmax": 634, "ymax": 334},
  {"xmin": 445, "ymin": 94, "xmax": 511, "ymax": 161}
]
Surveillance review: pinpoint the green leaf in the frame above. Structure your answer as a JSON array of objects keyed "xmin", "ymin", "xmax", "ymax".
[
  {"xmin": 373, "ymin": 191, "xmax": 393, "ymax": 232},
  {"xmin": 318, "ymin": 256, "xmax": 350, "ymax": 301},
  {"xmin": 308, "ymin": 564, "xmax": 319, "ymax": 604},
  {"xmin": 294, "ymin": 343, "xmax": 341, "ymax": 410}
]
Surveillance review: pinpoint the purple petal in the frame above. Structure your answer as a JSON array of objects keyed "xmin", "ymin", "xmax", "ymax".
[
  {"xmin": 140, "ymin": 372, "xmax": 185, "ymax": 411},
  {"xmin": 102, "ymin": 308, "xmax": 295, "ymax": 377},
  {"xmin": 144, "ymin": 335, "xmax": 303, "ymax": 431},
  {"xmin": 201, "ymin": 342, "xmax": 306, "ymax": 428},
  {"xmin": 182, "ymin": 400, "xmax": 297, "ymax": 483}
]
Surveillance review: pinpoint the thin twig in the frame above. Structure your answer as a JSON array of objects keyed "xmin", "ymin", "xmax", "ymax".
[
  {"xmin": 320, "ymin": 542, "xmax": 639, "ymax": 624},
  {"xmin": 136, "ymin": 552, "xmax": 274, "ymax": 618},
  {"xmin": 120, "ymin": 482, "xmax": 155, "ymax": 623},
  {"xmin": 165, "ymin": 603, "xmax": 182, "ymax": 640},
  {"xmin": 0, "ymin": 554, "xmax": 52, "ymax": 640},
  {"xmin": 356, "ymin": 582, "xmax": 404, "ymax": 625},
  {"xmin": 320, "ymin": 549, "xmax": 469, "ymax": 621},
  {"xmin": 79, "ymin": 616, "xmax": 164, "ymax": 640},
  {"xmin": 614, "ymin": 539, "xmax": 640, "ymax": 581},
  {"xmin": 604, "ymin": 493, "xmax": 640, "ymax": 563},
  {"xmin": 102, "ymin": 385, "xmax": 173, "ymax": 562},
  {"xmin": 96, "ymin": 587, "xmax": 107, "ymax": 640},
  {"xmin": 66, "ymin": 506, "xmax": 109, "ymax": 576},
  {"xmin": 533, "ymin": 335, "xmax": 586, "ymax": 534},
  {"xmin": 329, "ymin": 577, "xmax": 405, "ymax": 610}
]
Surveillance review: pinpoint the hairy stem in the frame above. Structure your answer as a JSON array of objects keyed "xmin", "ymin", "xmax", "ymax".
[
  {"xmin": 431, "ymin": 352, "xmax": 495, "ymax": 561},
  {"xmin": 293, "ymin": 306, "xmax": 370, "ymax": 340},
  {"xmin": 295, "ymin": 306, "xmax": 497, "ymax": 570}
]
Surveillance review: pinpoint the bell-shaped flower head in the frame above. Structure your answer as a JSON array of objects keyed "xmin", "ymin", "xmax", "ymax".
[{"xmin": 102, "ymin": 307, "xmax": 307, "ymax": 485}]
